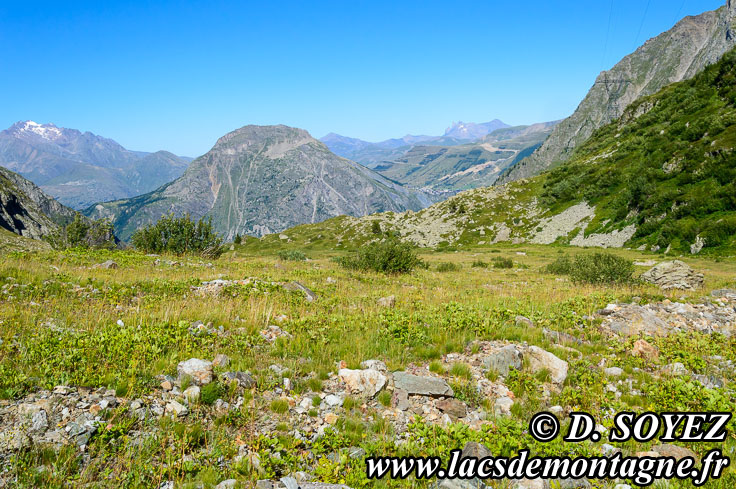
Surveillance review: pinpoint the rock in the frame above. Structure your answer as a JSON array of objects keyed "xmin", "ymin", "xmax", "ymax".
[
  {"xmin": 652, "ymin": 444, "xmax": 698, "ymax": 461},
  {"xmin": 515, "ymin": 315, "xmax": 534, "ymax": 328},
  {"xmin": 484, "ymin": 345, "xmax": 523, "ymax": 376},
  {"xmin": 436, "ymin": 398, "xmax": 467, "ymax": 419},
  {"xmin": 212, "ymin": 353, "xmax": 230, "ymax": 368},
  {"xmin": 526, "ymin": 346, "xmax": 568, "ymax": 384},
  {"xmin": 690, "ymin": 236, "xmax": 705, "ymax": 254},
  {"xmin": 161, "ymin": 380, "xmax": 173, "ymax": 391},
  {"xmin": 283, "ymin": 281, "xmax": 317, "ymax": 302},
  {"xmin": 662, "ymin": 362, "xmax": 688, "ymax": 376},
  {"xmin": 711, "ymin": 289, "xmax": 736, "ymax": 298},
  {"xmin": 360, "ymin": 359, "xmax": 388, "ymax": 373},
  {"xmin": 393, "ymin": 389, "xmax": 410, "ymax": 411},
  {"xmin": 0, "ymin": 428, "xmax": 32, "ymax": 451},
  {"xmin": 556, "ymin": 479, "xmax": 591, "ymax": 488},
  {"xmin": 214, "ymin": 480, "xmax": 237, "ymax": 489},
  {"xmin": 338, "ymin": 368, "xmax": 387, "ymax": 397},
  {"xmin": 93, "ymin": 260, "xmax": 118, "ymax": 269},
  {"xmin": 494, "ymin": 396, "xmax": 514, "ymax": 417},
  {"xmin": 461, "ymin": 441, "xmax": 492, "ymax": 459},
  {"xmin": 324, "ymin": 413, "xmax": 338, "ymax": 425},
  {"xmin": 347, "ymin": 446, "xmax": 366, "ymax": 459},
  {"xmin": 377, "ymin": 295, "xmax": 396, "ymax": 307},
  {"xmin": 614, "ymin": 485, "xmax": 633, "ymax": 489},
  {"xmin": 324, "ymin": 394, "xmax": 344, "ymax": 407},
  {"xmin": 604, "ymin": 367, "xmax": 623, "ymax": 377},
  {"xmin": 632, "ymin": 339, "xmax": 659, "ymax": 360},
  {"xmin": 177, "ymin": 358, "xmax": 213, "ymax": 385},
  {"xmin": 31, "ymin": 409, "xmax": 48, "ymax": 432},
  {"xmin": 183, "ymin": 386, "xmax": 201, "ymax": 403},
  {"xmin": 392, "ymin": 372, "xmax": 454, "ymax": 397},
  {"xmin": 641, "ymin": 260, "xmax": 704, "ymax": 290},
  {"xmin": 512, "ymin": 479, "xmax": 545, "ymax": 489},
  {"xmin": 635, "ymin": 451, "xmax": 660, "ymax": 458},
  {"xmin": 256, "ymin": 481, "xmax": 273, "ymax": 489},
  {"xmin": 433, "ymin": 480, "xmax": 488, "ymax": 489},
  {"xmin": 165, "ymin": 400, "xmax": 188, "ymax": 417}
]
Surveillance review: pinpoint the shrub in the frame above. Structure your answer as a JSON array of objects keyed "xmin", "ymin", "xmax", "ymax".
[
  {"xmin": 436, "ymin": 262, "xmax": 460, "ymax": 272},
  {"xmin": 471, "ymin": 260, "xmax": 489, "ymax": 268},
  {"xmin": 131, "ymin": 213, "xmax": 223, "ymax": 258},
  {"xmin": 337, "ymin": 237, "xmax": 422, "ymax": 274},
  {"xmin": 277, "ymin": 249, "xmax": 307, "ymax": 261},
  {"xmin": 546, "ymin": 253, "xmax": 634, "ymax": 285},
  {"xmin": 200, "ymin": 382, "xmax": 224, "ymax": 405},
  {"xmin": 48, "ymin": 214, "xmax": 117, "ymax": 250},
  {"xmin": 233, "ymin": 234, "xmax": 242, "ymax": 245},
  {"xmin": 492, "ymin": 257, "xmax": 513, "ymax": 269},
  {"xmin": 371, "ymin": 221, "xmax": 382, "ymax": 235}
]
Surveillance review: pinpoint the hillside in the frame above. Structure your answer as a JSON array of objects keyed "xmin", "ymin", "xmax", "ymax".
[
  {"xmin": 252, "ymin": 49, "xmax": 736, "ymax": 256},
  {"xmin": 498, "ymin": 0, "xmax": 736, "ymax": 184},
  {"xmin": 86, "ymin": 125, "xmax": 437, "ymax": 241},
  {"xmin": 0, "ymin": 121, "xmax": 189, "ymax": 209},
  {"xmin": 0, "ymin": 165, "xmax": 78, "ymax": 240},
  {"xmin": 375, "ymin": 122, "xmax": 557, "ymax": 191}
]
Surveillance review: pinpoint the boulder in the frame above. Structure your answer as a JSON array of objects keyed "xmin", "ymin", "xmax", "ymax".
[
  {"xmin": 393, "ymin": 372, "xmax": 454, "ymax": 397},
  {"xmin": 632, "ymin": 339, "xmax": 659, "ymax": 360},
  {"xmin": 604, "ymin": 367, "xmax": 623, "ymax": 377},
  {"xmin": 93, "ymin": 260, "xmax": 118, "ymax": 269},
  {"xmin": 436, "ymin": 398, "xmax": 467, "ymax": 419},
  {"xmin": 494, "ymin": 396, "xmax": 514, "ymax": 417},
  {"xmin": 515, "ymin": 315, "xmax": 534, "ymax": 328},
  {"xmin": 212, "ymin": 353, "xmax": 230, "ymax": 368},
  {"xmin": 338, "ymin": 368, "xmax": 387, "ymax": 397},
  {"xmin": 283, "ymin": 281, "xmax": 317, "ymax": 302},
  {"xmin": 526, "ymin": 346, "xmax": 568, "ymax": 384},
  {"xmin": 641, "ymin": 260, "xmax": 704, "ymax": 290},
  {"xmin": 461, "ymin": 441, "xmax": 492, "ymax": 459},
  {"xmin": 177, "ymin": 358, "xmax": 213, "ymax": 385},
  {"xmin": 484, "ymin": 345, "xmax": 523, "ymax": 376},
  {"xmin": 652, "ymin": 444, "xmax": 698, "ymax": 461},
  {"xmin": 220, "ymin": 371, "xmax": 255, "ymax": 388},
  {"xmin": 377, "ymin": 295, "xmax": 396, "ymax": 307}
]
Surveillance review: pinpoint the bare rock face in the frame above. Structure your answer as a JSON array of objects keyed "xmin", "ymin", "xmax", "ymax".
[
  {"xmin": 641, "ymin": 260, "xmax": 704, "ymax": 290},
  {"xmin": 499, "ymin": 1, "xmax": 736, "ymax": 184},
  {"xmin": 88, "ymin": 125, "xmax": 435, "ymax": 241}
]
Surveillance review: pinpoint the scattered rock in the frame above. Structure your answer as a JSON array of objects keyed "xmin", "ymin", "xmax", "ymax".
[
  {"xmin": 526, "ymin": 346, "xmax": 568, "ymax": 384},
  {"xmin": 652, "ymin": 444, "xmax": 698, "ymax": 461},
  {"xmin": 392, "ymin": 372, "xmax": 454, "ymax": 397},
  {"xmin": 221, "ymin": 371, "xmax": 256, "ymax": 389},
  {"xmin": 632, "ymin": 339, "xmax": 659, "ymax": 360},
  {"xmin": 494, "ymin": 397, "xmax": 514, "ymax": 417},
  {"xmin": 483, "ymin": 345, "xmax": 523, "ymax": 376},
  {"xmin": 338, "ymin": 368, "xmax": 387, "ymax": 398},
  {"xmin": 377, "ymin": 295, "xmax": 396, "ymax": 308},
  {"xmin": 604, "ymin": 367, "xmax": 623, "ymax": 377},
  {"xmin": 436, "ymin": 398, "xmax": 467, "ymax": 419},
  {"xmin": 214, "ymin": 479, "xmax": 237, "ymax": 489},
  {"xmin": 212, "ymin": 353, "xmax": 230, "ymax": 368},
  {"xmin": 93, "ymin": 260, "xmax": 118, "ymax": 269},
  {"xmin": 177, "ymin": 358, "xmax": 213, "ymax": 385},
  {"xmin": 515, "ymin": 315, "xmax": 534, "ymax": 328},
  {"xmin": 165, "ymin": 400, "xmax": 188, "ymax": 417},
  {"xmin": 641, "ymin": 260, "xmax": 704, "ymax": 290},
  {"xmin": 283, "ymin": 281, "xmax": 317, "ymax": 302},
  {"xmin": 183, "ymin": 386, "xmax": 201, "ymax": 403}
]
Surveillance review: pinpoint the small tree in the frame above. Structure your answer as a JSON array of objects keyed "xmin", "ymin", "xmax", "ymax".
[
  {"xmin": 131, "ymin": 213, "xmax": 224, "ymax": 258},
  {"xmin": 47, "ymin": 214, "xmax": 117, "ymax": 250},
  {"xmin": 233, "ymin": 234, "xmax": 242, "ymax": 245},
  {"xmin": 371, "ymin": 221, "xmax": 382, "ymax": 235},
  {"xmin": 337, "ymin": 237, "xmax": 422, "ymax": 274}
]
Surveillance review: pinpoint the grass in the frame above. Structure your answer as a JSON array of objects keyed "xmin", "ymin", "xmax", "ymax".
[{"xmin": 0, "ymin": 243, "xmax": 735, "ymax": 487}]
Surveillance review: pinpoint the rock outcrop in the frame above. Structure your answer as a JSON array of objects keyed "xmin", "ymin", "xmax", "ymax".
[{"xmin": 641, "ymin": 261, "xmax": 704, "ymax": 290}]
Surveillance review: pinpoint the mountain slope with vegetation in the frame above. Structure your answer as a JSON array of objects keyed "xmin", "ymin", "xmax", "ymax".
[
  {"xmin": 86, "ymin": 125, "xmax": 437, "ymax": 241},
  {"xmin": 252, "ymin": 49, "xmax": 736, "ymax": 256},
  {"xmin": 0, "ymin": 121, "xmax": 190, "ymax": 209},
  {"xmin": 499, "ymin": 0, "xmax": 736, "ymax": 184}
]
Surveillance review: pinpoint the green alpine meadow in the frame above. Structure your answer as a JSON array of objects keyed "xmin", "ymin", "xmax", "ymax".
[{"xmin": 1, "ymin": 1, "xmax": 735, "ymax": 488}]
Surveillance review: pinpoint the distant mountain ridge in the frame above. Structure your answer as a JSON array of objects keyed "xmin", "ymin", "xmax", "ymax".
[
  {"xmin": 86, "ymin": 125, "xmax": 438, "ymax": 241},
  {"xmin": 0, "ymin": 121, "xmax": 190, "ymax": 209},
  {"xmin": 443, "ymin": 119, "xmax": 509, "ymax": 139},
  {"xmin": 498, "ymin": 0, "xmax": 736, "ymax": 184}
]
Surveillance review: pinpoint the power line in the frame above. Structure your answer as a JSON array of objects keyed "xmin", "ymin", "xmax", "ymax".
[
  {"xmin": 673, "ymin": 0, "xmax": 688, "ymax": 26},
  {"xmin": 634, "ymin": 0, "xmax": 652, "ymax": 48},
  {"xmin": 601, "ymin": 0, "xmax": 615, "ymax": 70}
]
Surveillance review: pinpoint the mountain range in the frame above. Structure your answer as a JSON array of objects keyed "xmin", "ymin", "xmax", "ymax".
[
  {"xmin": 0, "ymin": 121, "xmax": 191, "ymax": 209},
  {"xmin": 85, "ymin": 125, "xmax": 438, "ymax": 241},
  {"xmin": 498, "ymin": 0, "xmax": 736, "ymax": 184},
  {"xmin": 255, "ymin": 46, "xmax": 736, "ymax": 255}
]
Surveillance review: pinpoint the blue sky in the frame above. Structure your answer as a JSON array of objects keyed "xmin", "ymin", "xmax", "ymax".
[{"xmin": 0, "ymin": 0, "xmax": 725, "ymax": 156}]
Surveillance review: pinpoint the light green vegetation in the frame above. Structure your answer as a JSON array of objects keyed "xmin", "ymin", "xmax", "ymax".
[{"xmin": 1, "ymin": 241, "xmax": 734, "ymax": 487}]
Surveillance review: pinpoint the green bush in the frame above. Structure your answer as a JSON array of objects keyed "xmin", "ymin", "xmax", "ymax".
[
  {"xmin": 131, "ymin": 213, "xmax": 223, "ymax": 258},
  {"xmin": 492, "ymin": 257, "xmax": 513, "ymax": 269},
  {"xmin": 200, "ymin": 382, "xmax": 224, "ymax": 405},
  {"xmin": 471, "ymin": 260, "xmax": 489, "ymax": 268},
  {"xmin": 547, "ymin": 253, "xmax": 634, "ymax": 285},
  {"xmin": 277, "ymin": 249, "xmax": 307, "ymax": 261},
  {"xmin": 436, "ymin": 262, "xmax": 460, "ymax": 272},
  {"xmin": 48, "ymin": 214, "xmax": 117, "ymax": 250},
  {"xmin": 337, "ymin": 238, "xmax": 422, "ymax": 274}
]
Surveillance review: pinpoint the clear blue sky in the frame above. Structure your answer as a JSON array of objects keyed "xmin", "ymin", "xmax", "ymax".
[{"xmin": 0, "ymin": 0, "xmax": 725, "ymax": 157}]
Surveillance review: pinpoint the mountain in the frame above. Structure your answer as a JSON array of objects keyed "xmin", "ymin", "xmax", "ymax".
[
  {"xmin": 86, "ymin": 125, "xmax": 438, "ymax": 241},
  {"xmin": 320, "ymin": 120, "xmax": 509, "ymax": 169},
  {"xmin": 0, "ymin": 121, "xmax": 190, "ymax": 209},
  {"xmin": 0, "ymin": 165, "xmax": 78, "ymax": 240},
  {"xmin": 375, "ymin": 121, "xmax": 559, "ymax": 191},
  {"xmin": 443, "ymin": 119, "xmax": 509, "ymax": 139},
  {"xmin": 498, "ymin": 0, "xmax": 736, "ymax": 184},
  {"xmin": 253, "ymin": 48, "xmax": 736, "ymax": 255}
]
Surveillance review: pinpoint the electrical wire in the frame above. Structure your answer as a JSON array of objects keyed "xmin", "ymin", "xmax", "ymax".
[
  {"xmin": 602, "ymin": 0, "xmax": 615, "ymax": 70},
  {"xmin": 634, "ymin": 0, "xmax": 652, "ymax": 48}
]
